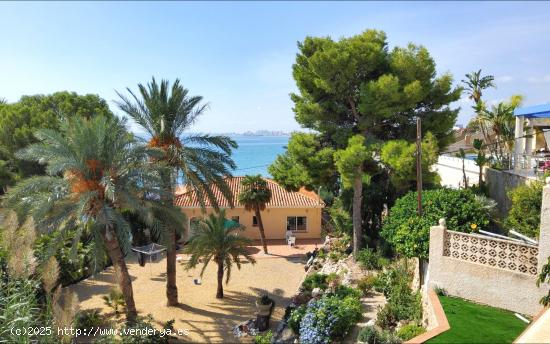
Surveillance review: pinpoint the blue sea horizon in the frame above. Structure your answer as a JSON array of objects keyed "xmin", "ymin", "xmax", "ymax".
[{"xmin": 229, "ymin": 135, "xmax": 289, "ymax": 177}]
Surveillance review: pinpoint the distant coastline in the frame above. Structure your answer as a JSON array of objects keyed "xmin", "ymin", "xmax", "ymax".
[
  {"xmin": 223, "ymin": 130, "xmax": 291, "ymax": 137},
  {"xmin": 186, "ymin": 130, "xmax": 295, "ymax": 137}
]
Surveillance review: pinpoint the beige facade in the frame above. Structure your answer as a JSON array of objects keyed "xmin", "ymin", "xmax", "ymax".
[
  {"xmin": 180, "ymin": 206, "xmax": 322, "ymax": 241},
  {"xmin": 175, "ymin": 176, "xmax": 324, "ymax": 242}
]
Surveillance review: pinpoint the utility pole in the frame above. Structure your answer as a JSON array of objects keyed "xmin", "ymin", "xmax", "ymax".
[{"xmin": 416, "ymin": 117, "xmax": 423, "ymax": 216}]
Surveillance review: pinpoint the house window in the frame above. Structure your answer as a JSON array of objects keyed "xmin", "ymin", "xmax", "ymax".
[
  {"xmin": 252, "ymin": 216, "xmax": 258, "ymax": 227},
  {"xmin": 287, "ymin": 216, "xmax": 307, "ymax": 231},
  {"xmin": 231, "ymin": 216, "xmax": 240, "ymax": 224}
]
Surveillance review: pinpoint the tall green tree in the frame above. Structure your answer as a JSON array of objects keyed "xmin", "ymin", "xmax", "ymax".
[
  {"xmin": 0, "ymin": 92, "xmax": 113, "ymax": 192},
  {"xmin": 3, "ymin": 116, "xmax": 166, "ymax": 321},
  {"xmin": 291, "ymin": 30, "xmax": 460, "ymax": 251},
  {"xmin": 183, "ymin": 210, "xmax": 256, "ymax": 299},
  {"xmin": 334, "ymin": 135, "xmax": 372, "ymax": 253},
  {"xmin": 116, "ymin": 77, "xmax": 237, "ymax": 306},
  {"xmin": 268, "ymin": 132, "xmax": 337, "ymax": 193},
  {"xmin": 380, "ymin": 132, "xmax": 440, "ymax": 194},
  {"xmin": 238, "ymin": 175, "xmax": 272, "ymax": 254}
]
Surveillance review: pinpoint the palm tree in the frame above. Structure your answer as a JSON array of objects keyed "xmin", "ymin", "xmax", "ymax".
[
  {"xmin": 183, "ymin": 210, "xmax": 256, "ymax": 299},
  {"xmin": 462, "ymin": 70, "xmax": 495, "ymax": 104},
  {"xmin": 479, "ymin": 95, "xmax": 523, "ymax": 166},
  {"xmin": 462, "ymin": 70, "xmax": 496, "ymax": 155},
  {"xmin": 2, "ymin": 116, "xmax": 163, "ymax": 322},
  {"xmin": 116, "ymin": 77, "xmax": 237, "ymax": 306},
  {"xmin": 238, "ymin": 175, "xmax": 272, "ymax": 254}
]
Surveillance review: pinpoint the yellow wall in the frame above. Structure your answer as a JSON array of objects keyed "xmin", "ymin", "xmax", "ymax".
[{"xmin": 180, "ymin": 207, "xmax": 322, "ymax": 241}]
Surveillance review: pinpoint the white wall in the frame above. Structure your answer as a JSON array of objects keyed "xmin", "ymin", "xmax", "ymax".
[{"xmin": 432, "ymin": 155, "xmax": 480, "ymax": 188}]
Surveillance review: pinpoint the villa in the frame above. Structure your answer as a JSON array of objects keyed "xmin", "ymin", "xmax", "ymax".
[
  {"xmin": 175, "ymin": 176, "xmax": 325, "ymax": 241},
  {"xmin": 513, "ymin": 103, "xmax": 550, "ymax": 175}
]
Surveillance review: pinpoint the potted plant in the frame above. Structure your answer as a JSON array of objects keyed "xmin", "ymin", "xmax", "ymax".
[{"xmin": 255, "ymin": 294, "xmax": 274, "ymax": 316}]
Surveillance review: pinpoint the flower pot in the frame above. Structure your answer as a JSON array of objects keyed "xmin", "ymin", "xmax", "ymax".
[{"xmin": 255, "ymin": 300, "xmax": 273, "ymax": 316}]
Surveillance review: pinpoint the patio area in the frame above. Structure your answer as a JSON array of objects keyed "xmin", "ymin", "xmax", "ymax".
[{"xmin": 68, "ymin": 240, "xmax": 321, "ymax": 342}]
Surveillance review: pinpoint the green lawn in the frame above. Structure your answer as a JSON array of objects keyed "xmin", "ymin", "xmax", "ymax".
[{"xmin": 427, "ymin": 295, "xmax": 528, "ymax": 344}]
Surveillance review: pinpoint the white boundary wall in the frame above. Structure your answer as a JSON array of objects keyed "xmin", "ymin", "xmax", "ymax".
[
  {"xmin": 432, "ymin": 155, "xmax": 480, "ymax": 188},
  {"xmin": 427, "ymin": 178, "xmax": 550, "ymax": 315}
]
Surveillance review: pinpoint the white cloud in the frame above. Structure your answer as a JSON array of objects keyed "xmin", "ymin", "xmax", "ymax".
[
  {"xmin": 496, "ymin": 75, "xmax": 514, "ymax": 82},
  {"xmin": 526, "ymin": 75, "xmax": 550, "ymax": 83}
]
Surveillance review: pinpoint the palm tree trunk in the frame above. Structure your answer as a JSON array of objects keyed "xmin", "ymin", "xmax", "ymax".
[
  {"xmin": 166, "ymin": 227, "xmax": 178, "ymax": 306},
  {"xmin": 254, "ymin": 204, "xmax": 268, "ymax": 254},
  {"xmin": 462, "ymin": 158, "xmax": 468, "ymax": 188},
  {"xmin": 161, "ymin": 169, "xmax": 178, "ymax": 306},
  {"xmin": 216, "ymin": 259, "xmax": 224, "ymax": 299},
  {"xmin": 102, "ymin": 231, "xmax": 137, "ymax": 322},
  {"xmin": 352, "ymin": 169, "xmax": 363, "ymax": 256}
]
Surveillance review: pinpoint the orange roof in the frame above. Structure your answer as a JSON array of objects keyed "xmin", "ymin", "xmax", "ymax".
[{"xmin": 174, "ymin": 176, "xmax": 324, "ymax": 208}]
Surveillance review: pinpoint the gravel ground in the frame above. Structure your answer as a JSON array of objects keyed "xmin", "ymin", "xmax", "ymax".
[{"xmin": 68, "ymin": 242, "xmax": 319, "ymax": 343}]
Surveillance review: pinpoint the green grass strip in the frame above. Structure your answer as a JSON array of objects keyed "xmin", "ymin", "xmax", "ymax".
[{"xmin": 427, "ymin": 295, "xmax": 528, "ymax": 343}]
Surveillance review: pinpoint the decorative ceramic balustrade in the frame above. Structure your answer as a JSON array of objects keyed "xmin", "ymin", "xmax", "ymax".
[{"xmin": 443, "ymin": 230, "xmax": 539, "ymax": 275}]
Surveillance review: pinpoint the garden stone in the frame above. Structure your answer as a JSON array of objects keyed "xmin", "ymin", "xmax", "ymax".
[
  {"xmin": 277, "ymin": 327, "xmax": 296, "ymax": 344},
  {"xmin": 311, "ymin": 287, "xmax": 322, "ymax": 298}
]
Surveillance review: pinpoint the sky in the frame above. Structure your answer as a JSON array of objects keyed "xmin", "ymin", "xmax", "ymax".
[{"xmin": 1, "ymin": 1, "xmax": 550, "ymax": 134}]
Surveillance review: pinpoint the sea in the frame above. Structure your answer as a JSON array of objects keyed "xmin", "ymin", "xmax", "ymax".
[{"xmin": 228, "ymin": 135, "xmax": 289, "ymax": 177}]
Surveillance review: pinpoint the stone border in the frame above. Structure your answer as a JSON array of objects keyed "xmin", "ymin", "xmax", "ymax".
[{"xmin": 405, "ymin": 289, "xmax": 450, "ymax": 344}]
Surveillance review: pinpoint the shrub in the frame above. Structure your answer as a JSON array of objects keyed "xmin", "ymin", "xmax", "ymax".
[
  {"xmin": 254, "ymin": 330, "xmax": 273, "ymax": 344},
  {"xmin": 326, "ymin": 272, "xmax": 340, "ymax": 286},
  {"xmin": 387, "ymin": 283, "xmax": 422, "ymax": 322},
  {"xmin": 333, "ymin": 285, "xmax": 362, "ymax": 299},
  {"xmin": 505, "ymin": 181, "xmax": 543, "ymax": 239},
  {"xmin": 34, "ymin": 229, "xmax": 105, "ymax": 286},
  {"xmin": 102, "ymin": 288, "xmax": 126, "ymax": 316},
  {"xmin": 331, "ymin": 234, "xmax": 351, "ymax": 253},
  {"xmin": 0, "ymin": 274, "xmax": 44, "ymax": 342},
  {"xmin": 381, "ymin": 188, "xmax": 491, "ymax": 258},
  {"xmin": 373, "ymin": 263, "xmax": 410, "ymax": 296},
  {"xmin": 396, "ymin": 323, "xmax": 426, "ymax": 341},
  {"xmin": 288, "ymin": 305, "xmax": 307, "ymax": 333},
  {"xmin": 329, "ymin": 251, "xmax": 343, "ymax": 262},
  {"xmin": 299, "ymin": 295, "xmax": 362, "ymax": 343},
  {"xmin": 374, "ymin": 263, "xmax": 422, "ymax": 329},
  {"xmin": 434, "ymin": 286, "xmax": 447, "ymax": 296},
  {"xmin": 302, "ymin": 273, "xmax": 328, "ymax": 291},
  {"xmin": 357, "ymin": 326, "xmax": 377, "ymax": 343},
  {"xmin": 375, "ymin": 303, "xmax": 399, "ymax": 329},
  {"xmin": 357, "ymin": 274, "xmax": 377, "ymax": 296},
  {"xmin": 74, "ymin": 309, "xmax": 107, "ymax": 330},
  {"xmin": 358, "ymin": 326, "xmax": 401, "ymax": 344},
  {"xmin": 355, "ymin": 248, "xmax": 387, "ymax": 270}
]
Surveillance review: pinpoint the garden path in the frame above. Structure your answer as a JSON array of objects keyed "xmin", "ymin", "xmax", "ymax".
[{"xmin": 344, "ymin": 292, "xmax": 386, "ymax": 343}]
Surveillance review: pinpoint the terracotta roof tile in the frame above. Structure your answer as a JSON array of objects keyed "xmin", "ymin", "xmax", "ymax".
[{"xmin": 174, "ymin": 176, "xmax": 324, "ymax": 208}]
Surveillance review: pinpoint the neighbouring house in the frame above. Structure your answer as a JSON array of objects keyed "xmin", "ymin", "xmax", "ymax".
[
  {"xmin": 513, "ymin": 103, "xmax": 550, "ymax": 175},
  {"xmin": 175, "ymin": 176, "xmax": 324, "ymax": 241}
]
